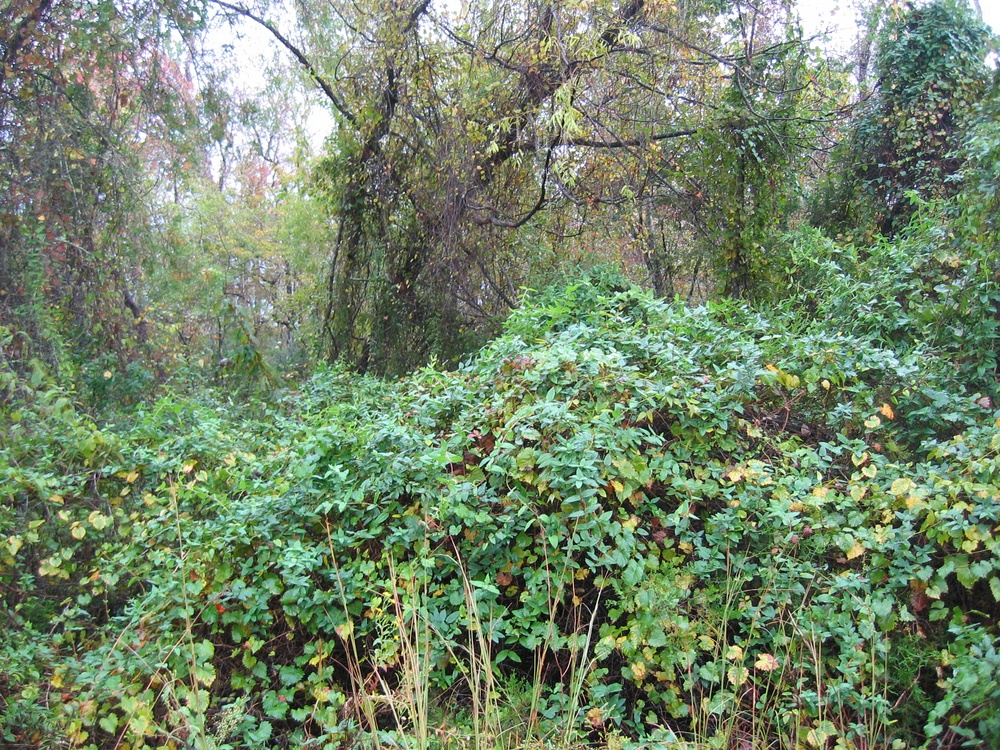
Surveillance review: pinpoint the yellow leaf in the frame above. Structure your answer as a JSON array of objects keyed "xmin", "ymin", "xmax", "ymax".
[
  {"xmin": 727, "ymin": 664, "xmax": 749, "ymax": 686},
  {"xmin": 889, "ymin": 478, "xmax": 916, "ymax": 497},
  {"xmin": 965, "ymin": 526, "xmax": 985, "ymax": 542},
  {"xmin": 586, "ymin": 706, "xmax": 605, "ymax": 728},
  {"xmin": 754, "ymin": 653, "xmax": 780, "ymax": 671},
  {"xmin": 846, "ymin": 541, "xmax": 866, "ymax": 560},
  {"xmin": 725, "ymin": 645, "xmax": 744, "ymax": 661},
  {"xmin": 103, "ymin": 371, "xmax": 113, "ymax": 379},
  {"xmin": 194, "ymin": 662, "xmax": 215, "ymax": 686},
  {"xmin": 806, "ymin": 721, "xmax": 837, "ymax": 748},
  {"xmin": 864, "ymin": 415, "xmax": 881, "ymax": 429},
  {"xmin": 631, "ymin": 661, "xmax": 647, "ymax": 681},
  {"xmin": 71, "ymin": 523, "xmax": 86, "ymax": 540},
  {"xmin": 905, "ymin": 495, "xmax": 923, "ymax": 509},
  {"xmin": 778, "ymin": 371, "xmax": 800, "ymax": 389},
  {"xmin": 6, "ymin": 536, "xmax": 23, "ymax": 556},
  {"xmin": 48, "ymin": 494, "xmax": 65, "ymax": 505},
  {"xmin": 880, "ymin": 403, "xmax": 895, "ymax": 420}
]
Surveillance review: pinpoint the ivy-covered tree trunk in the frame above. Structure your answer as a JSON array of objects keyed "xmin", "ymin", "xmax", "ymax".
[
  {"xmin": 721, "ymin": 151, "xmax": 752, "ymax": 300},
  {"xmin": 810, "ymin": 0, "xmax": 991, "ymax": 240}
]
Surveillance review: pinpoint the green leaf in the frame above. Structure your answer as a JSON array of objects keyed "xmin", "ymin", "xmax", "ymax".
[{"xmin": 98, "ymin": 714, "xmax": 118, "ymax": 735}]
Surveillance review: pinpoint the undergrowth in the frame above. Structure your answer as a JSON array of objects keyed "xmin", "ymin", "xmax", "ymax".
[{"xmin": 2, "ymin": 242, "xmax": 999, "ymax": 748}]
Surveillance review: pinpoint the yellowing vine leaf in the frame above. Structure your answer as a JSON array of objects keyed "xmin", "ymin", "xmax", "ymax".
[
  {"xmin": 6, "ymin": 536, "xmax": 23, "ymax": 556},
  {"xmin": 889, "ymin": 478, "xmax": 916, "ymax": 496},
  {"xmin": 754, "ymin": 653, "xmax": 780, "ymax": 671},
  {"xmin": 728, "ymin": 664, "xmax": 749, "ymax": 686},
  {"xmin": 905, "ymin": 495, "xmax": 923, "ymax": 509},
  {"xmin": 846, "ymin": 541, "xmax": 866, "ymax": 560},
  {"xmin": 806, "ymin": 720, "xmax": 837, "ymax": 748},
  {"xmin": 778, "ymin": 371, "xmax": 800, "ymax": 389}
]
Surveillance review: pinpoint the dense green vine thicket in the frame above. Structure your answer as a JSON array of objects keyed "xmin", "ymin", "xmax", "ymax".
[{"xmin": 2, "ymin": 252, "xmax": 999, "ymax": 748}]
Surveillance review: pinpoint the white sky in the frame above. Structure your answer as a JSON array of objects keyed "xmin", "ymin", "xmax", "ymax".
[{"xmin": 800, "ymin": 0, "xmax": 1000, "ymax": 49}]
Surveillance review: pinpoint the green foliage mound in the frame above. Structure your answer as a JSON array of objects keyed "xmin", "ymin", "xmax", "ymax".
[
  {"xmin": 3, "ymin": 270, "xmax": 1000, "ymax": 749},
  {"xmin": 782, "ymin": 202, "xmax": 999, "ymax": 421}
]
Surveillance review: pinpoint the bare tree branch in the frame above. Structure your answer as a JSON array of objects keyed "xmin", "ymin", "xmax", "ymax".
[{"xmin": 210, "ymin": 0, "xmax": 358, "ymax": 128}]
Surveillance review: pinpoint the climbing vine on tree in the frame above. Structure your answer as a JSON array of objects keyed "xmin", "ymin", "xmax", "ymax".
[{"xmin": 812, "ymin": 0, "xmax": 992, "ymax": 239}]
